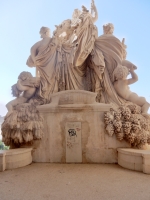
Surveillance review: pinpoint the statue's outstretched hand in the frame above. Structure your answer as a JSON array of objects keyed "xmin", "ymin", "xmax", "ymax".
[{"xmin": 91, "ymin": 0, "xmax": 96, "ymax": 11}]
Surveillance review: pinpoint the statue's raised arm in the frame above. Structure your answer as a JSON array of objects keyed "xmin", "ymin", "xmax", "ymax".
[{"xmin": 91, "ymin": 0, "xmax": 98, "ymax": 23}]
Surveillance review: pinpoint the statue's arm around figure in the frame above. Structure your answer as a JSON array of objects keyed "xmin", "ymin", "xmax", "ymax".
[{"xmin": 127, "ymin": 66, "xmax": 138, "ymax": 85}]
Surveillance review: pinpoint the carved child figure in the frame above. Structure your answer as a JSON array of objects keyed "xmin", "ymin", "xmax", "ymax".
[
  {"xmin": 6, "ymin": 72, "xmax": 40, "ymax": 117},
  {"xmin": 113, "ymin": 65, "xmax": 149, "ymax": 114}
]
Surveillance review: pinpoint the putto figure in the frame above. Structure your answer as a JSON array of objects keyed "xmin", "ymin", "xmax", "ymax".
[
  {"xmin": 113, "ymin": 65, "xmax": 149, "ymax": 114},
  {"xmin": 6, "ymin": 72, "xmax": 40, "ymax": 117}
]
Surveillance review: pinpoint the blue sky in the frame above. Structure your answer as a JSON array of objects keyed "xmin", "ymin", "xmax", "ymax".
[{"xmin": 0, "ymin": 0, "xmax": 150, "ymax": 116}]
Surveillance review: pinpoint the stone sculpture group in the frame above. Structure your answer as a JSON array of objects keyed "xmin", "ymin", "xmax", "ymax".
[{"xmin": 1, "ymin": 0, "xmax": 150, "ymax": 149}]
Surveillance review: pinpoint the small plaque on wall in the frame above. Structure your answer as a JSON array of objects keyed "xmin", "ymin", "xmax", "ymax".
[{"xmin": 65, "ymin": 122, "xmax": 82, "ymax": 163}]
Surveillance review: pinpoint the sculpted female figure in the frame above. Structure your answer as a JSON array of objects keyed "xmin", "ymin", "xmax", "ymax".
[
  {"xmin": 26, "ymin": 25, "xmax": 87, "ymax": 101},
  {"xmin": 72, "ymin": 0, "xmax": 99, "ymax": 67},
  {"xmin": 26, "ymin": 26, "xmax": 64, "ymax": 101},
  {"xmin": 26, "ymin": 2, "xmax": 138, "ymax": 109}
]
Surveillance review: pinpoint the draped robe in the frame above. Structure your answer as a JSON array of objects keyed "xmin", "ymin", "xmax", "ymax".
[{"xmin": 27, "ymin": 13, "xmax": 126, "ymax": 107}]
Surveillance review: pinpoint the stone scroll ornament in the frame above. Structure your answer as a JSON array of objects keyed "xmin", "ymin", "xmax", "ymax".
[{"xmin": 2, "ymin": 0, "xmax": 150, "ymax": 148}]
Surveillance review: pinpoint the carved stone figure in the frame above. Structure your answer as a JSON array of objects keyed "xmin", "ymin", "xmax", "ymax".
[
  {"xmin": 2, "ymin": 0, "xmax": 150, "ymax": 149},
  {"xmin": 26, "ymin": 27, "xmax": 51, "ymax": 77},
  {"xmin": 73, "ymin": 2, "xmax": 98, "ymax": 67},
  {"xmin": 113, "ymin": 65, "xmax": 149, "ymax": 114},
  {"xmin": 2, "ymin": 72, "xmax": 43, "ymax": 147},
  {"xmin": 71, "ymin": 9, "xmax": 81, "ymax": 27},
  {"xmin": 103, "ymin": 23, "xmax": 114, "ymax": 35},
  {"xmin": 6, "ymin": 72, "xmax": 40, "ymax": 117}
]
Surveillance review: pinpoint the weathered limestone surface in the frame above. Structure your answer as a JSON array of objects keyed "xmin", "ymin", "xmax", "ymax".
[
  {"xmin": 32, "ymin": 90, "xmax": 130, "ymax": 163},
  {"xmin": 65, "ymin": 121, "xmax": 82, "ymax": 163},
  {"xmin": 2, "ymin": 0, "xmax": 150, "ymax": 169},
  {"xmin": 0, "ymin": 148, "xmax": 32, "ymax": 172},
  {"xmin": 0, "ymin": 152, "xmax": 6, "ymax": 172},
  {"xmin": 118, "ymin": 148, "xmax": 150, "ymax": 174}
]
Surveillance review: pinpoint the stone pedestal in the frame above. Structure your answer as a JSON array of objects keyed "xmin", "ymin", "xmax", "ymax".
[
  {"xmin": 33, "ymin": 90, "xmax": 130, "ymax": 163},
  {"xmin": 0, "ymin": 148, "xmax": 32, "ymax": 172},
  {"xmin": 118, "ymin": 148, "xmax": 150, "ymax": 174},
  {"xmin": 0, "ymin": 152, "xmax": 6, "ymax": 172}
]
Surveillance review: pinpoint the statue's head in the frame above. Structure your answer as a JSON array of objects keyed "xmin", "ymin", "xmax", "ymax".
[
  {"xmin": 72, "ymin": 9, "xmax": 81, "ymax": 19},
  {"xmin": 18, "ymin": 72, "xmax": 33, "ymax": 81},
  {"xmin": 61, "ymin": 19, "xmax": 71, "ymax": 29},
  {"xmin": 103, "ymin": 23, "xmax": 114, "ymax": 35},
  {"xmin": 40, "ymin": 27, "xmax": 50, "ymax": 38},
  {"xmin": 113, "ymin": 65, "xmax": 129, "ymax": 81},
  {"xmin": 54, "ymin": 19, "xmax": 71, "ymax": 37},
  {"xmin": 82, "ymin": 5, "xmax": 89, "ymax": 13}
]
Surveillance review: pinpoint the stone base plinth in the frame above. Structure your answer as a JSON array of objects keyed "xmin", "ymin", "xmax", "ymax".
[
  {"xmin": 0, "ymin": 148, "xmax": 32, "ymax": 172},
  {"xmin": 33, "ymin": 90, "xmax": 130, "ymax": 163},
  {"xmin": 118, "ymin": 148, "xmax": 150, "ymax": 174}
]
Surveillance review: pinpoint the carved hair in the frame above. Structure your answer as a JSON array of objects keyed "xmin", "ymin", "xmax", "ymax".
[
  {"xmin": 40, "ymin": 27, "xmax": 50, "ymax": 34},
  {"xmin": 113, "ymin": 65, "xmax": 129, "ymax": 81},
  {"xmin": 72, "ymin": 9, "xmax": 81, "ymax": 20},
  {"xmin": 61, "ymin": 19, "xmax": 71, "ymax": 28},
  {"xmin": 18, "ymin": 71, "xmax": 33, "ymax": 80},
  {"xmin": 82, "ymin": 5, "xmax": 89, "ymax": 12},
  {"xmin": 103, "ymin": 23, "xmax": 114, "ymax": 34},
  {"xmin": 54, "ymin": 19, "xmax": 72, "ymax": 37}
]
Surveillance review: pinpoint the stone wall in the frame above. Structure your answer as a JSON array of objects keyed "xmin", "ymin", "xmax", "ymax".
[{"xmin": 32, "ymin": 91, "xmax": 130, "ymax": 163}]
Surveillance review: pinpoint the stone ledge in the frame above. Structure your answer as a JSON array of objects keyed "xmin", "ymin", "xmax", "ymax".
[
  {"xmin": 37, "ymin": 103, "xmax": 112, "ymax": 113},
  {"xmin": 117, "ymin": 148, "xmax": 150, "ymax": 174},
  {"xmin": 0, "ymin": 148, "xmax": 32, "ymax": 172},
  {"xmin": 50, "ymin": 90, "xmax": 97, "ymax": 105}
]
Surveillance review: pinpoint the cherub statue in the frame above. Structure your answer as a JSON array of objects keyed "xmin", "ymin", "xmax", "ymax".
[
  {"xmin": 6, "ymin": 71, "xmax": 40, "ymax": 117},
  {"xmin": 113, "ymin": 65, "xmax": 149, "ymax": 114}
]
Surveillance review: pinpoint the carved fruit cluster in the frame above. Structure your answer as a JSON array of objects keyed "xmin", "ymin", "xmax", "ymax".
[{"xmin": 104, "ymin": 104, "xmax": 150, "ymax": 148}]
